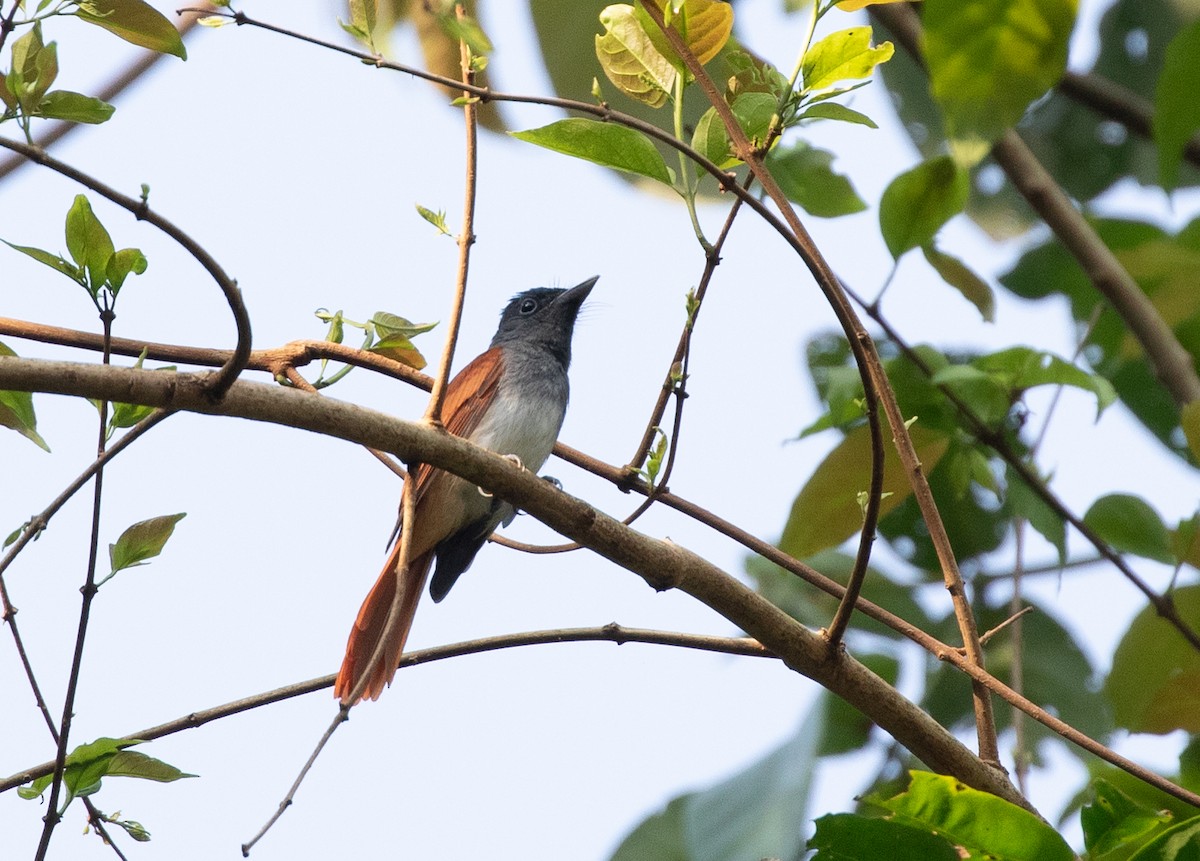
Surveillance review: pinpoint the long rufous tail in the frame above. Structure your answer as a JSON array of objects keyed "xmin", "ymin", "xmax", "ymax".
[{"xmin": 334, "ymin": 544, "xmax": 433, "ymax": 704}]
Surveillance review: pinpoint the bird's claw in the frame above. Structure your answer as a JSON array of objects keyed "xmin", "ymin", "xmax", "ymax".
[{"xmin": 478, "ymin": 454, "xmax": 526, "ymax": 497}]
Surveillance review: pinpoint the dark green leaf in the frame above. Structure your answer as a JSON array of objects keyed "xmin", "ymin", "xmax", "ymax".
[
  {"xmin": 75, "ymin": 0, "xmax": 187, "ymax": 59},
  {"xmin": 925, "ymin": 597, "xmax": 1110, "ymax": 743},
  {"xmin": 0, "ymin": 341, "xmax": 49, "ymax": 451},
  {"xmin": 36, "ymin": 90, "xmax": 114, "ymax": 124},
  {"xmin": 690, "ymin": 107, "xmax": 735, "ymax": 168},
  {"xmin": 1005, "ymin": 465, "xmax": 1067, "ymax": 566},
  {"xmin": 510, "ymin": 118, "xmax": 674, "ymax": 186},
  {"xmin": 796, "ymin": 101, "xmax": 879, "ymax": 128},
  {"xmin": 922, "ymin": 245, "xmax": 994, "ymax": 321},
  {"xmin": 809, "ymin": 812, "xmax": 960, "ymax": 861},
  {"xmin": 749, "ymin": 549, "xmax": 935, "ymax": 641},
  {"xmin": 1106, "ymin": 585, "xmax": 1200, "ymax": 734},
  {"xmin": 1154, "ymin": 20, "xmax": 1200, "ymax": 192},
  {"xmin": 1083, "ymin": 494, "xmax": 1174, "ymax": 565},
  {"xmin": 879, "ymin": 156, "xmax": 969, "ymax": 257},
  {"xmin": 1122, "ymin": 815, "xmax": 1200, "ymax": 860},
  {"xmin": 108, "ymin": 513, "xmax": 186, "ymax": 577},
  {"xmin": 1081, "ymin": 779, "xmax": 1174, "ymax": 858},
  {"xmin": 766, "ymin": 140, "xmax": 867, "ymax": 218},
  {"xmin": 730, "ymin": 91, "xmax": 777, "ymax": 146},
  {"xmin": 865, "ymin": 771, "xmax": 1075, "ymax": 861}
]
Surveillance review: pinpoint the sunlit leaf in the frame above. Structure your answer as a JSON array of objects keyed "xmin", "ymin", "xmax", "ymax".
[
  {"xmin": 75, "ymin": 0, "xmax": 187, "ymax": 59},
  {"xmin": 595, "ymin": 4, "xmax": 676, "ymax": 108},
  {"xmin": 810, "ymin": 812, "xmax": 960, "ymax": 860},
  {"xmin": 925, "ymin": 0, "xmax": 1076, "ymax": 165},
  {"xmin": 797, "ymin": 101, "xmax": 878, "ymax": 128},
  {"xmin": 801, "ymin": 27, "xmax": 893, "ymax": 93},
  {"xmin": 1106, "ymin": 585, "xmax": 1200, "ymax": 734},
  {"xmin": 781, "ymin": 423, "xmax": 950, "ymax": 558},
  {"xmin": 65, "ymin": 195, "xmax": 114, "ymax": 293},
  {"xmin": 865, "ymin": 772, "xmax": 1075, "ymax": 861}
]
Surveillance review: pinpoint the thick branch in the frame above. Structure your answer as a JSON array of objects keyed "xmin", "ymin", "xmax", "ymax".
[{"xmin": 0, "ymin": 356, "xmax": 1024, "ymax": 806}]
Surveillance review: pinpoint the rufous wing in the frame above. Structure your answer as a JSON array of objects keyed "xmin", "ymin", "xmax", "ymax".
[{"xmin": 336, "ymin": 347, "xmax": 506, "ymax": 704}]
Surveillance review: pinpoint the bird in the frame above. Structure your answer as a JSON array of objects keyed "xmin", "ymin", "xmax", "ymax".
[{"xmin": 334, "ymin": 277, "xmax": 597, "ymax": 704}]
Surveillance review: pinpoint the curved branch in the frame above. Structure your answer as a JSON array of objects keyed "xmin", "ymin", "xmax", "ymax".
[
  {"xmin": 1, "ymin": 625, "xmax": 769, "ymax": 793},
  {"xmin": 0, "ymin": 137, "xmax": 253, "ymax": 399},
  {"xmin": 0, "ymin": 356, "xmax": 1027, "ymax": 807}
]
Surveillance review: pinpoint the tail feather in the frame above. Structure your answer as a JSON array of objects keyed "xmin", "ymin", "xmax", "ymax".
[{"xmin": 334, "ymin": 546, "xmax": 433, "ymax": 704}]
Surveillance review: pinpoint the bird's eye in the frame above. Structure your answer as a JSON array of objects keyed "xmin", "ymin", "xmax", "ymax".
[{"xmin": 519, "ymin": 298, "xmax": 538, "ymax": 314}]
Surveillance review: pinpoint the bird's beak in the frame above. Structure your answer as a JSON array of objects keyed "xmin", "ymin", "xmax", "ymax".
[{"xmin": 558, "ymin": 275, "xmax": 599, "ymax": 307}]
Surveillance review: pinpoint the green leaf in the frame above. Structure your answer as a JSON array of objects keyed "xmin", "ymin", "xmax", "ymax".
[
  {"xmin": 370, "ymin": 312, "xmax": 437, "ymax": 341},
  {"xmin": 865, "ymin": 771, "xmax": 1075, "ymax": 861},
  {"xmin": 594, "ymin": 4, "xmax": 676, "ymax": 108},
  {"xmin": 438, "ymin": 9, "xmax": 493, "ymax": 57},
  {"xmin": 610, "ymin": 795, "xmax": 690, "ymax": 861},
  {"xmin": 107, "ymin": 513, "xmax": 186, "ymax": 578},
  {"xmin": 19, "ymin": 737, "xmax": 194, "ymax": 806},
  {"xmin": 691, "ymin": 107, "xmax": 735, "ymax": 168},
  {"xmin": 104, "ymin": 749, "xmax": 196, "ymax": 782},
  {"xmin": 730, "ymin": 91, "xmax": 777, "ymax": 146},
  {"xmin": 610, "ymin": 703, "xmax": 821, "ymax": 861},
  {"xmin": 2, "ymin": 239, "xmax": 84, "ymax": 284},
  {"xmin": 925, "ymin": 0, "xmax": 1076, "ymax": 165},
  {"xmin": 1083, "ymin": 493, "xmax": 1174, "ymax": 565},
  {"xmin": 1082, "ymin": 779, "xmax": 1175, "ymax": 858},
  {"xmin": 924, "ymin": 596, "xmax": 1111, "ymax": 743},
  {"xmin": 801, "ymin": 26, "xmax": 894, "ymax": 93},
  {"xmin": 1005, "ymin": 465, "xmax": 1067, "ymax": 565},
  {"xmin": 35, "ymin": 90, "xmax": 115, "ymax": 124},
  {"xmin": 1183, "ymin": 401, "xmax": 1200, "ymax": 462},
  {"xmin": 749, "ymin": 549, "xmax": 935, "ymax": 642},
  {"xmin": 1154, "ymin": 20, "xmax": 1200, "ymax": 192},
  {"xmin": 75, "ymin": 0, "xmax": 187, "ymax": 59},
  {"xmin": 65, "ymin": 195, "xmax": 114, "ymax": 293},
  {"xmin": 415, "ymin": 204, "xmax": 452, "ymax": 236},
  {"xmin": 972, "ymin": 346, "xmax": 1117, "ymax": 418},
  {"xmin": 0, "ymin": 341, "xmax": 50, "ymax": 451},
  {"xmin": 879, "ymin": 156, "xmax": 969, "ymax": 258},
  {"xmin": 796, "ymin": 101, "xmax": 879, "ymax": 128},
  {"xmin": 369, "ymin": 334, "xmax": 428, "ymax": 370},
  {"xmin": 105, "ymin": 246, "xmax": 148, "ymax": 293},
  {"xmin": 809, "ymin": 812, "xmax": 961, "ymax": 861},
  {"xmin": 780, "ymin": 423, "xmax": 950, "ymax": 559},
  {"xmin": 1126, "ymin": 815, "xmax": 1200, "ymax": 860},
  {"xmin": 766, "ymin": 140, "xmax": 867, "ymax": 218},
  {"xmin": 922, "ymin": 245, "xmax": 995, "ymax": 322},
  {"xmin": 1106, "ymin": 585, "xmax": 1200, "ymax": 734},
  {"xmin": 510, "ymin": 118, "xmax": 674, "ymax": 186}
]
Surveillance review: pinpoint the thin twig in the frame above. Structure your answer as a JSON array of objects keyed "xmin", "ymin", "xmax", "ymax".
[
  {"xmin": 0, "ymin": 0, "xmax": 22, "ymax": 57},
  {"xmin": 0, "ymin": 137, "xmax": 252, "ymax": 399},
  {"xmin": 1, "ymin": 624, "xmax": 769, "ymax": 794},
  {"xmin": 0, "ymin": 8, "xmax": 211, "ymax": 181},
  {"xmin": 34, "ymin": 307, "xmax": 115, "ymax": 860}
]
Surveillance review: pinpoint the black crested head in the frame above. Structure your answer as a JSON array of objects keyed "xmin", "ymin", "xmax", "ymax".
[{"xmin": 490, "ymin": 276, "xmax": 597, "ymax": 368}]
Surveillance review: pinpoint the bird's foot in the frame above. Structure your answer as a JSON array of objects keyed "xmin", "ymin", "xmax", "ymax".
[{"xmin": 478, "ymin": 454, "xmax": 526, "ymax": 497}]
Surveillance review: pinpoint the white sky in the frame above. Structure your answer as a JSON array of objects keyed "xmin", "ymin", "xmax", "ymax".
[{"xmin": 2, "ymin": 1, "xmax": 1199, "ymax": 859}]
